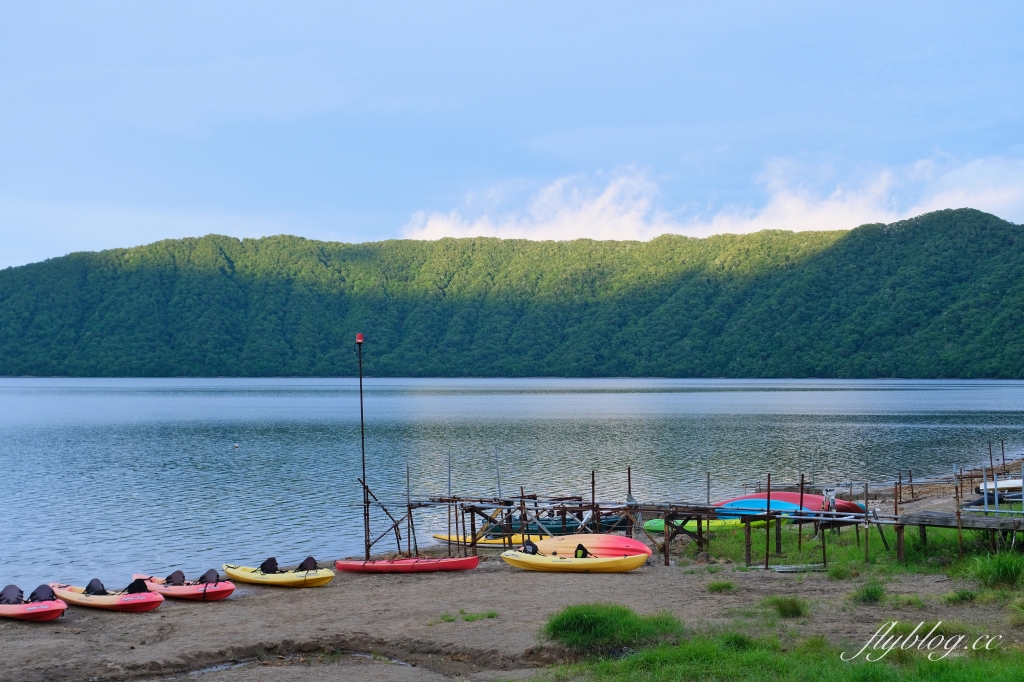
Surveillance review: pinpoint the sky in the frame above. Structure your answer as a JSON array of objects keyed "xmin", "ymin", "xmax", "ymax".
[{"xmin": 1, "ymin": 2, "xmax": 1023, "ymax": 268}]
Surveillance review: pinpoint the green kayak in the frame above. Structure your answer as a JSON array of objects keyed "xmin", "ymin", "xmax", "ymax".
[{"xmin": 643, "ymin": 517, "xmax": 750, "ymax": 533}]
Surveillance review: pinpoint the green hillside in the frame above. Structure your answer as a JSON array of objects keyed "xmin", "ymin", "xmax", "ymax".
[{"xmin": 1, "ymin": 208, "xmax": 1022, "ymax": 377}]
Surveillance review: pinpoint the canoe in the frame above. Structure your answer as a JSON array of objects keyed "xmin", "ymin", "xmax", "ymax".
[
  {"xmin": 50, "ymin": 584, "xmax": 163, "ymax": 612},
  {"xmin": 432, "ymin": 533, "xmax": 535, "ymax": 546},
  {"xmin": 222, "ymin": 564, "xmax": 334, "ymax": 587},
  {"xmin": 715, "ymin": 499, "xmax": 806, "ymax": 519},
  {"xmin": 334, "ymin": 556, "xmax": 479, "ymax": 573},
  {"xmin": 501, "ymin": 550, "xmax": 648, "ymax": 573},
  {"xmin": 643, "ymin": 518, "xmax": 745, "ymax": 533},
  {"xmin": 716, "ymin": 492, "xmax": 864, "ymax": 514},
  {"xmin": 132, "ymin": 574, "xmax": 235, "ymax": 600},
  {"xmin": 0, "ymin": 598, "xmax": 67, "ymax": 622},
  {"xmin": 533, "ymin": 534, "xmax": 652, "ymax": 557}
]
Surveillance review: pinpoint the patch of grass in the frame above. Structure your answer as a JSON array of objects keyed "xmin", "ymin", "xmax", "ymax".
[
  {"xmin": 887, "ymin": 620, "xmax": 974, "ymax": 637},
  {"xmin": 762, "ymin": 596, "xmax": 808, "ymax": 618},
  {"xmin": 461, "ymin": 610, "xmax": 497, "ymax": 622},
  {"xmin": 1009, "ymin": 598, "xmax": 1024, "ymax": 629},
  {"xmin": 827, "ymin": 564, "xmax": 852, "ymax": 580},
  {"xmin": 970, "ymin": 553, "xmax": 1024, "ymax": 588},
  {"xmin": 544, "ymin": 604, "xmax": 683, "ymax": 652},
  {"xmin": 943, "ymin": 589, "xmax": 977, "ymax": 605},
  {"xmin": 706, "ymin": 581, "xmax": 734, "ymax": 593},
  {"xmin": 706, "ymin": 565, "xmax": 722, "ymax": 574},
  {"xmin": 560, "ymin": 631, "xmax": 1021, "ymax": 681},
  {"xmin": 893, "ymin": 594, "xmax": 925, "ymax": 608},
  {"xmin": 427, "ymin": 612, "xmax": 456, "ymax": 625},
  {"xmin": 851, "ymin": 578, "xmax": 886, "ymax": 604}
]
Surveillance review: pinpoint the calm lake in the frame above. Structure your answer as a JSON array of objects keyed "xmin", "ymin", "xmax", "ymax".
[{"xmin": 1, "ymin": 378, "xmax": 1022, "ymax": 588}]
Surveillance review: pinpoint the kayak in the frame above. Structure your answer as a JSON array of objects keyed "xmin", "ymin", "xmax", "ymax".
[
  {"xmin": 432, "ymin": 533, "xmax": 535, "ymax": 546},
  {"xmin": 50, "ymin": 584, "xmax": 164, "ymax": 612},
  {"xmin": 643, "ymin": 518, "xmax": 745, "ymax": 533},
  {"xmin": 222, "ymin": 564, "xmax": 335, "ymax": 587},
  {"xmin": 715, "ymin": 499, "xmax": 806, "ymax": 519},
  {"xmin": 533, "ymin": 534, "xmax": 652, "ymax": 557},
  {"xmin": 501, "ymin": 550, "xmax": 648, "ymax": 573},
  {"xmin": 0, "ymin": 585, "xmax": 67, "ymax": 622},
  {"xmin": 716, "ymin": 492, "xmax": 864, "ymax": 514},
  {"xmin": 132, "ymin": 574, "xmax": 235, "ymax": 600},
  {"xmin": 0, "ymin": 600, "xmax": 67, "ymax": 621},
  {"xmin": 334, "ymin": 556, "xmax": 479, "ymax": 573}
]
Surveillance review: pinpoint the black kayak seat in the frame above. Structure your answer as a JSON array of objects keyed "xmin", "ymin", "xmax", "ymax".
[
  {"xmin": 84, "ymin": 578, "xmax": 109, "ymax": 596},
  {"xmin": 0, "ymin": 584, "xmax": 23, "ymax": 605},
  {"xmin": 124, "ymin": 578, "xmax": 149, "ymax": 594},
  {"xmin": 165, "ymin": 570, "xmax": 186, "ymax": 586},
  {"xmin": 297, "ymin": 556, "xmax": 318, "ymax": 571},
  {"xmin": 259, "ymin": 557, "xmax": 280, "ymax": 574},
  {"xmin": 197, "ymin": 568, "xmax": 220, "ymax": 584},
  {"xmin": 28, "ymin": 584, "xmax": 56, "ymax": 603}
]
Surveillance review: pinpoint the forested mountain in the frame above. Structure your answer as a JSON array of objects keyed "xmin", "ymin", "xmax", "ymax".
[{"xmin": 1, "ymin": 208, "xmax": 1022, "ymax": 378}]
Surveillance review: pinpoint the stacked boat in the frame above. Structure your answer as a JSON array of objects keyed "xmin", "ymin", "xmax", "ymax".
[{"xmin": 500, "ymin": 534, "xmax": 652, "ymax": 573}]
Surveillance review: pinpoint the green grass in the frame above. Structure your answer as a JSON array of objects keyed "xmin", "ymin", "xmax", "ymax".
[
  {"xmin": 460, "ymin": 610, "xmax": 498, "ymax": 622},
  {"xmin": 762, "ymin": 596, "xmax": 808, "ymax": 618},
  {"xmin": 1009, "ymin": 598, "xmax": 1024, "ymax": 628},
  {"xmin": 427, "ymin": 612, "xmax": 456, "ymax": 625},
  {"xmin": 543, "ymin": 604, "xmax": 683, "ymax": 652},
  {"xmin": 851, "ymin": 578, "xmax": 886, "ymax": 604},
  {"xmin": 893, "ymin": 594, "xmax": 925, "ymax": 608},
  {"xmin": 827, "ymin": 564, "xmax": 852, "ymax": 580},
  {"xmin": 970, "ymin": 553, "xmax": 1024, "ymax": 588},
  {"xmin": 557, "ymin": 630, "xmax": 1024, "ymax": 681},
  {"xmin": 706, "ymin": 581, "xmax": 735, "ymax": 593},
  {"xmin": 944, "ymin": 589, "xmax": 977, "ymax": 605}
]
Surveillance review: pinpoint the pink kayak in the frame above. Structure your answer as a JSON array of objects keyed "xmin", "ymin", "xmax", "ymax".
[
  {"xmin": 334, "ymin": 556, "xmax": 480, "ymax": 573},
  {"xmin": 716, "ymin": 492, "xmax": 864, "ymax": 514},
  {"xmin": 534, "ymin": 534, "xmax": 653, "ymax": 557},
  {"xmin": 132, "ymin": 574, "xmax": 235, "ymax": 601},
  {"xmin": 0, "ymin": 600, "xmax": 67, "ymax": 622}
]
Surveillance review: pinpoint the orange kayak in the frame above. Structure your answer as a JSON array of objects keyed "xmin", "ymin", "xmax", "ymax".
[
  {"xmin": 51, "ymin": 583, "xmax": 163, "ymax": 612},
  {"xmin": 533, "ymin": 534, "xmax": 653, "ymax": 557},
  {"xmin": 132, "ymin": 574, "xmax": 235, "ymax": 601}
]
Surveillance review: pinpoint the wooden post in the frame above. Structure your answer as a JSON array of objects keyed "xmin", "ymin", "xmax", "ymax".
[
  {"xmin": 956, "ymin": 509, "xmax": 964, "ymax": 559},
  {"xmin": 697, "ymin": 515, "xmax": 704, "ymax": 551},
  {"xmin": 744, "ymin": 517, "xmax": 752, "ymax": 567},
  {"xmin": 798, "ymin": 474, "xmax": 805, "ymax": 552},
  {"xmin": 775, "ymin": 516, "xmax": 782, "ymax": 556},
  {"xmin": 989, "ymin": 441, "xmax": 995, "ymax": 472},
  {"xmin": 893, "ymin": 482, "xmax": 899, "ymax": 516},
  {"xmin": 864, "ymin": 483, "xmax": 870, "ymax": 564},
  {"xmin": 664, "ymin": 515, "xmax": 671, "ymax": 566},
  {"xmin": 591, "ymin": 470, "xmax": 596, "ymax": 532},
  {"xmin": 897, "ymin": 472, "xmax": 902, "ymax": 506},
  {"xmin": 1001, "ymin": 440, "xmax": 1005, "ymax": 469},
  {"xmin": 895, "ymin": 524, "xmax": 905, "ymax": 563},
  {"xmin": 765, "ymin": 474, "xmax": 771, "ymax": 570},
  {"xmin": 820, "ymin": 518, "xmax": 827, "ymax": 567},
  {"xmin": 909, "ymin": 469, "xmax": 914, "ymax": 500},
  {"xmin": 918, "ymin": 525, "xmax": 927, "ymax": 544},
  {"xmin": 469, "ymin": 510, "xmax": 478, "ymax": 557},
  {"xmin": 626, "ymin": 467, "xmax": 633, "ymax": 539},
  {"xmin": 855, "ymin": 521, "xmax": 860, "ymax": 548}
]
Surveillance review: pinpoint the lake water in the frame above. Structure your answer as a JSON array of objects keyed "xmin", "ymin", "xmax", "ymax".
[{"xmin": 1, "ymin": 378, "xmax": 1022, "ymax": 588}]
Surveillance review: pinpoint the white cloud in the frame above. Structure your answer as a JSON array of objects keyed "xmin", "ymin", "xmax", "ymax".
[{"xmin": 402, "ymin": 157, "xmax": 1024, "ymax": 241}]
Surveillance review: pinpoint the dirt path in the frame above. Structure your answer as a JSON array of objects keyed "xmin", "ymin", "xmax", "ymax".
[{"xmin": 1, "ymin": 552, "xmax": 1016, "ymax": 682}]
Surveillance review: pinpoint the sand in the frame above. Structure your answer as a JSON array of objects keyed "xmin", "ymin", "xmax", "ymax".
[{"xmin": 1, "ymin": 547, "xmax": 1017, "ymax": 682}]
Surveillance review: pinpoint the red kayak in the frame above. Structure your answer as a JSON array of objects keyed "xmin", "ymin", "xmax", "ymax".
[
  {"xmin": 334, "ymin": 556, "xmax": 480, "ymax": 573},
  {"xmin": 132, "ymin": 574, "xmax": 235, "ymax": 601},
  {"xmin": 716, "ymin": 492, "xmax": 864, "ymax": 514}
]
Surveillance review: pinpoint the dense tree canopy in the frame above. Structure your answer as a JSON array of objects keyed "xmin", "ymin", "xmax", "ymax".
[{"xmin": 1, "ymin": 209, "xmax": 1022, "ymax": 378}]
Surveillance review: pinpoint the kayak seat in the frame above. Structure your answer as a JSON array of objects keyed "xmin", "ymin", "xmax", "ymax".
[
  {"xmin": 0, "ymin": 584, "xmax": 23, "ymax": 605},
  {"xmin": 28, "ymin": 584, "xmax": 56, "ymax": 602},
  {"xmin": 84, "ymin": 579, "xmax": 109, "ymax": 596}
]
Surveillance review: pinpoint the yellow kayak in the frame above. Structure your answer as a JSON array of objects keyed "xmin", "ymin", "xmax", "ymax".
[
  {"xmin": 432, "ymin": 533, "xmax": 539, "ymax": 546},
  {"xmin": 500, "ymin": 550, "xmax": 648, "ymax": 573},
  {"xmin": 222, "ymin": 564, "xmax": 335, "ymax": 587}
]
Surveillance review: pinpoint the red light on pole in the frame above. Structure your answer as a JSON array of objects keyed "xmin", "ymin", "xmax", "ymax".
[{"xmin": 355, "ymin": 333, "xmax": 364, "ymax": 344}]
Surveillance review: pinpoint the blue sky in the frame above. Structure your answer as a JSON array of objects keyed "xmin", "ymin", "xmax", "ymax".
[{"xmin": 2, "ymin": 2, "xmax": 1023, "ymax": 267}]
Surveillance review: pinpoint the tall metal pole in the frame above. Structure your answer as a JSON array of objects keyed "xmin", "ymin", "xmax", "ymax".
[{"xmin": 357, "ymin": 333, "xmax": 369, "ymax": 561}]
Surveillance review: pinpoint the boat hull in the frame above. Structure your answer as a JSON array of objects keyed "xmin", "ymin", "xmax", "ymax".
[
  {"xmin": 0, "ymin": 600, "xmax": 67, "ymax": 621},
  {"xmin": 334, "ymin": 556, "xmax": 479, "ymax": 573},
  {"xmin": 132, "ymin": 575, "xmax": 235, "ymax": 600},
  {"xmin": 222, "ymin": 565, "xmax": 335, "ymax": 587},
  {"xmin": 534, "ymin": 534, "xmax": 652, "ymax": 557},
  {"xmin": 50, "ymin": 584, "xmax": 163, "ymax": 612},
  {"xmin": 501, "ymin": 550, "xmax": 648, "ymax": 573}
]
